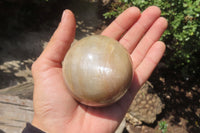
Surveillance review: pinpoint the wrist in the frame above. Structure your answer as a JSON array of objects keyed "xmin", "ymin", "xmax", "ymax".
[
  {"xmin": 32, "ymin": 114, "xmax": 66, "ymax": 133},
  {"xmin": 32, "ymin": 116, "xmax": 48, "ymax": 132}
]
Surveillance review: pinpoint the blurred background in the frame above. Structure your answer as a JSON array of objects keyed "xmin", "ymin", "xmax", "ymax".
[{"xmin": 0, "ymin": 0, "xmax": 199, "ymax": 133}]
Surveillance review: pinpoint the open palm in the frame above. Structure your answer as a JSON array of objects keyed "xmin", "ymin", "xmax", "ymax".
[{"xmin": 31, "ymin": 6, "xmax": 167, "ymax": 133}]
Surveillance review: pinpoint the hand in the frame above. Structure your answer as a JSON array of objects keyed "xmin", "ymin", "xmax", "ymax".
[{"xmin": 31, "ymin": 6, "xmax": 167, "ymax": 133}]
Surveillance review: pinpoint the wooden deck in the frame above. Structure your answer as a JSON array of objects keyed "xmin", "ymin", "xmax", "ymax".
[{"xmin": 0, "ymin": 83, "xmax": 34, "ymax": 133}]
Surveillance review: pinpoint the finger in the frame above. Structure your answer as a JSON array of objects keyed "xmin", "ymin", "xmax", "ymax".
[
  {"xmin": 116, "ymin": 41, "xmax": 165, "ymax": 114},
  {"xmin": 101, "ymin": 7, "xmax": 140, "ymax": 40},
  {"xmin": 39, "ymin": 10, "xmax": 76, "ymax": 66},
  {"xmin": 131, "ymin": 17, "xmax": 168, "ymax": 69},
  {"xmin": 119, "ymin": 6, "xmax": 161, "ymax": 53},
  {"xmin": 133, "ymin": 41, "xmax": 166, "ymax": 86}
]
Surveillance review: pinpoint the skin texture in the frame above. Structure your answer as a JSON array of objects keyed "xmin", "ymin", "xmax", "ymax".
[
  {"xmin": 63, "ymin": 35, "xmax": 133, "ymax": 107},
  {"xmin": 31, "ymin": 6, "xmax": 168, "ymax": 133}
]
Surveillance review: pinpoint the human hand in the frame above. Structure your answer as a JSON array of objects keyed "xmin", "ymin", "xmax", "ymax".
[{"xmin": 31, "ymin": 6, "xmax": 167, "ymax": 133}]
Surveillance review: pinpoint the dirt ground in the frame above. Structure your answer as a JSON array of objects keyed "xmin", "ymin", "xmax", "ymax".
[{"xmin": 0, "ymin": 0, "xmax": 199, "ymax": 133}]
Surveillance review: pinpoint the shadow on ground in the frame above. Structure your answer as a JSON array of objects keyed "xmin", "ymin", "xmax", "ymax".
[
  {"xmin": 149, "ymin": 65, "xmax": 200, "ymax": 133},
  {"xmin": 0, "ymin": 0, "xmax": 104, "ymax": 89}
]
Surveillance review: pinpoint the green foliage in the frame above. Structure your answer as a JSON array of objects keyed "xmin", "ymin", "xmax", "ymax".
[
  {"xmin": 103, "ymin": 2, "xmax": 131, "ymax": 19},
  {"xmin": 158, "ymin": 121, "xmax": 168, "ymax": 133},
  {"xmin": 103, "ymin": 0, "xmax": 200, "ymax": 81}
]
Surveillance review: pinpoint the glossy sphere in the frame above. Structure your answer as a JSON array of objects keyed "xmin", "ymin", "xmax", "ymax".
[{"xmin": 62, "ymin": 35, "xmax": 133, "ymax": 107}]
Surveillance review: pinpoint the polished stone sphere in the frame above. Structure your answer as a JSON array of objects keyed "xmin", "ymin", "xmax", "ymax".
[{"xmin": 62, "ymin": 35, "xmax": 133, "ymax": 107}]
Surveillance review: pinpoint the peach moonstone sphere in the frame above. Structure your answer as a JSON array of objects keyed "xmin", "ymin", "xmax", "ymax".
[{"xmin": 62, "ymin": 35, "xmax": 133, "ymax": 107}]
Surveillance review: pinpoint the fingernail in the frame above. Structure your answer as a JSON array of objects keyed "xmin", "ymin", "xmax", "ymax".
[{"xmin": 61, "ymin": 10, "xmax": 69, "ymax": 23}]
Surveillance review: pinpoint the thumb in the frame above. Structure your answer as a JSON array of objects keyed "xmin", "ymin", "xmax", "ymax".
[{"xmin": 39, "ymin": 10, "xmax": 76, "ymax": 67}]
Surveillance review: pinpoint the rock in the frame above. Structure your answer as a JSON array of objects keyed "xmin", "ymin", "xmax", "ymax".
[
  {"xmin": 126, "ymin": 124, "xmax": 142, "ymax": 133},
  {"xmin": 0, "ymin": 95, "xmax": 33, "ymax": 133},
  {"xmin": 101, "ymin": 0, "xmax": 111, "ymax": 5},
  {"xmin": 127, "ymin": 81, "xmax": 164, "ymax": 124},
  {"xmin": 125, "ymin": 113, "xmax": 142, "ymax": 126}
]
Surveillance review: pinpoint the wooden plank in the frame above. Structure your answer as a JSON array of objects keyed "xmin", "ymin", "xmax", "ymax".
[
  {"xmin": 0, "ymin": 95, "xmax": 33, "ymax": 133},
  {"xmin": 0, "ymin": 82, "xmax": 33, "ymax": 100}
]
